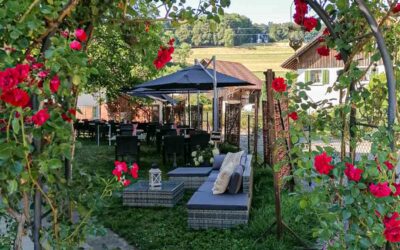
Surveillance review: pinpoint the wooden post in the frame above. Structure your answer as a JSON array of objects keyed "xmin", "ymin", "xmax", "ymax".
[
  {"xmin": 253, "ymin": 91, "xmax": 260, "ymax": 164},
  {"xmin": 247, "ymin": 114, "xmax": 251, "ymax": 153},
  {"xmin": 265, "ymin": 69, "xmax": 283, "ymax": 240},
  {"xmin": 262, "ymin": 100, "xmax": 268, "ymax": 167}
]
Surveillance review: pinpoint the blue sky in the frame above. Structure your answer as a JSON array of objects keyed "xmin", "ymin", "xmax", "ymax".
[{"xmin": 184, "ymin": 0, "xmax": 294, "ymax": 24}]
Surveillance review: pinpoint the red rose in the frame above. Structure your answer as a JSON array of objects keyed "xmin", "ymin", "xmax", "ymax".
[
  {"xmin": 344, "ymin": 162, "xmax": 363, "ymax": 182},
  {"xmin": 62, "ymin": 108, "xmax": 76, "ymax": 122},
  {"xmin": 74, "ymin": 29, "xmax": 87, "ymax": 42},
  {"xmin": 131, "ymin": 163, "xmax": 139, "ymax": 179},
  {"xmin": 384, "ymin": 212, "xmax": 400, "ymax": 243},
  {"xmin": 15, "ymin": 64, "xmax": 30, "ymax": 83},
  {"xmin": 112, "ymin": 161, "xmax": 128, "ymax": 181},
  {"xmin": 168, "ymin": 38, "xmax": 175, "ymax": 46},
  {"xmin": 1, "ymin": 88, "xmax": 30, "ymax": 107},
  {"xmin": 123, "ymin": 179, "xmax": 131, "ymax": 187},
  {"xmin": 369, "ymin": 182, "xmax": 391, "ymax": 198},
  {"xmin": 288, "ymin": 112, "xmax": 298, "ymax": 121},
  {"xmin": 32, "ymin": 63, "xmax": 44, "ymax": 70},
  {"xmin": 323, "ymin": 27, "xmax": 330, "ymax": 36},
  {"xmin": 293, "ymin": 12, "xmax": 304, "ymax": 25},
  {"xmin": 0, "ymin": 68, "xmax": 19, "ymax": 91},
  {"xmin": 335, "ymin": 53, "xmax": 342, "ymax": 61},
  {"xmin": 38, "ymin": 70, "xmax": 49, "ymax": 79},
  {"xmin": 61, "ymin": 30, "xmax": 69, "ymax": 38},
  {"xmin": 384, "ymin": 160, "xmax": 395, "ymax": 170},
  {"xmin": 70, "ymin": 40, "xmax": 82, "ymax": 51},
  {"xmin": 314, "ymin": 152, "xmax": 334, "ymax": 175},
  {"xmin": 317, "ymin": 46, "xmax": 330, "ymax": 56},
  {"xmin": 393, "ymin": 4, "xmax": 400, "ymax": 14},
  {"xmin": 112, "ymin": 168, "xmax": 122, "ymax": 181},
  {"xmin": 393, "ymin": 183, "xmax": 400, "ymax": 196},
  {"xmin": 25, "ymin": 54, "xmax": 36, "ymax": 63},
  {"xmin": 50, "ymin": 75, "xmax": 60, "ymax": 93},
  {"xmin": 303, "ymin": 17, "xmax": 318, "ymax": 32},
  {"xmin": 32, "ymin": 109, "xmax": 50, "ymax": 126},
  {"xmin": 271, "ymin": 77, "xmax": 287, "ymax": 92}
]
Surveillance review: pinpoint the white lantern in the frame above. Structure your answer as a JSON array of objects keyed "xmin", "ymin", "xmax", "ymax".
[{"xmin": 149, "ymin": 164, "xmax": 162, "ymax": 189}]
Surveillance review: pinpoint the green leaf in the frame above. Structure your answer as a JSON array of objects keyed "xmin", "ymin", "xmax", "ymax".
[
  {"xmin": 72, "ymin": 75, "xmax": 81, "ymax": 85},
  {"xmin": 299, "ymin": 199, "xmax": 307, "ymax": 209},
  {"xmin": 12, "ymin": 118, "xmax": 20, "ymax": 134},
  {"xmin": 10, "ymin": 29, "xmax": 21, "ymax": 40},
  {"xmin": 48, "ymin": 159, "xmax": 62, "ymax": 169},
  {"xmin": 7, "ymin": 180, "xmax": 17, "ymax": 194},
  {"xmin": 344, "ymin": 195, "xmax": 354, "ymax": 205}
]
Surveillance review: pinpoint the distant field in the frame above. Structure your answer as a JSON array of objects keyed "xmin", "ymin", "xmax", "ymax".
[{"xmin": 187, "ymin": 43, "xmax": 296, "ymax": 79}]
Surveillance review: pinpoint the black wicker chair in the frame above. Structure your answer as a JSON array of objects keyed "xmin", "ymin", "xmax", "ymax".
[
  {"xmin": 119, "ymin": 123, "xmax": 134, "ymax": 136},
  {"xmin": 156, "ymin": 129, "xmax": 177, "ymax": 153},
  {"xmin": 115, "ymin": 135, "xmax": 140, "ymax": 163},
  {"xmin": 163, "ymin": 135, "xmax": 186, "ymax": 167}
]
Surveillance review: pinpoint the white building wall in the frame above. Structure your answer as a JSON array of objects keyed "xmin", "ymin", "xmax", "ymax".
[{"xmin": 297, "ymin": 67, "xmax": 342, "ymax": 106}]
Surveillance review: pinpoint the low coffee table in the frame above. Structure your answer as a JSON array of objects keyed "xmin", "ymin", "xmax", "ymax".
[{"xmin": 123, "ymin": 180, "xmax": 184, "ymax": 207}]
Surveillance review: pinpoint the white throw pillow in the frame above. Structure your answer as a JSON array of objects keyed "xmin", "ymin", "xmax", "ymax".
[{"xmin": 212, "ymin": 151, "xmax": 244, "ymax": 194}]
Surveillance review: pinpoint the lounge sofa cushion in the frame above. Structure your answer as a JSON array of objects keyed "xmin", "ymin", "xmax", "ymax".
[
  {"xmin": 212, "ymin": 151, "xmax": 244, "ymax": 194},
  {"xmin": 207, "ymin": 171, "xmax": 219, "ymax": 182},
  {"xmin": 212, "ymin": 154, "xmax": 226, "ymax": 170},
  {"xmin": 220, "ymin": 151, "xmax": 244, "ymax": 172},
  {"xmin": 197, "ymin": 181, "xmax": 214, "ymax": 192},
  {"xmin": 187, "ymin": 191, "xmax": 249, "ymax": 210},
  {"xmin": 227, "ymin": 165, "xmax": 244, "ymax": 194},
  {"xmin": 167, "ymin": 167, "xmax": 212, "ymax": 177}
]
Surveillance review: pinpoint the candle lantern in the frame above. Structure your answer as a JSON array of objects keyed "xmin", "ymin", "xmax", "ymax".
[{"xmin": 149, "ymin": 163, "xmax": 162, "ymax": 189}]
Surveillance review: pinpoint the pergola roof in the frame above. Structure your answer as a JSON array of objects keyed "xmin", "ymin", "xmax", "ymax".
[
  {"xmin": 280, "ymin": 37, "xmax": 321, "ymax": 71},
  {"xmin": 200, "ymin": 59, "xmax": 262, "ymax": 90}
]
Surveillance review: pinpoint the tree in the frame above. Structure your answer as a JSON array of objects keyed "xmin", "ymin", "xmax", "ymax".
[
  {"xmin": 173, "ymin": 43, "xmax": 193, "ymax": 66},
  {"xmin": 0, "ymin": 0, "xmax": 230, "ymax": 248},
  {"xmin": 175, "ymin": 24, "xmax": 192, "ymax": 44}
]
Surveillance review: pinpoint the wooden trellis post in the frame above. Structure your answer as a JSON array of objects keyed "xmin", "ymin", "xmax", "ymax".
[{"xmin": 261, "ymin": 69, "xmax": 306, "ymax": 246}]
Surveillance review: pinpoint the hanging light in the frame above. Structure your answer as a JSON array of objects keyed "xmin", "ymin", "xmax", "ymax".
[
  {"xmin": 288, "ymin": 24, "xmax": 305, "ymax": 51},
  {"xmin": 288, "ymin": 1, "xmax": 305, "ymax": 52}
]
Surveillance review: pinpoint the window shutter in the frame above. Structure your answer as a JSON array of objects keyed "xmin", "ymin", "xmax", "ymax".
[
  {"xmin": 322, "ymin": 70, "xmax": 330, "ymax": 84},
  {"xmin": 304, "ymin": 71, "xmax": 311, "ymax": 82}
]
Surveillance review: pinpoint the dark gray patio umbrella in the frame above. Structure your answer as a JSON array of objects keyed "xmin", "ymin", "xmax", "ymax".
[
  {"xmin": 133, "ymin": 65, "xmax": 250, "ymax": 90},
  {"xmin": 132, "ymin": 63, "xmax": 252, "ymax": 131}
]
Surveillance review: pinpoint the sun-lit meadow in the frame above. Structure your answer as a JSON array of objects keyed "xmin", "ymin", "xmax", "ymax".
[{"xmin": 187, "ymin": 43, "xmax": 295, "ymax": 79}]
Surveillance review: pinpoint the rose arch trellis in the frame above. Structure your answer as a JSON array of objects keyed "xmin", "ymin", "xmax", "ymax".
[
  {"xmin": 262, "ymin": 0, "xmax": 398, "ymax": 245},
  {"xmin": 0, "ymin": 0, "xmax": 398, "ymax": 249},
  {"xmin": 26, "ymin": 0, "xmax": 398, "ymax": 247}
]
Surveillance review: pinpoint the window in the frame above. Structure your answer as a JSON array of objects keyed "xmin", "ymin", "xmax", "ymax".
[{"xmin": 305, "ymin": 70, "xmax": 330, "ymax": 84}]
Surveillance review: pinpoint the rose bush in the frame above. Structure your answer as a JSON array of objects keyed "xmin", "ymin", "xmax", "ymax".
[
  {"xmin": 0, "ymin": 0, "xmax": 228, "ymax": 248},
  {"xmin": 280, "ymin": 1, "xmax": 400, "ymax": 248}
]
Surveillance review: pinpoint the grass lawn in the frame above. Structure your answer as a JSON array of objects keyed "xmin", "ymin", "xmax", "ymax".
[
  {"xmin": 74, "ymin": 139, "xmax": 315, "ymax": 250},
  {"xmin": 187, "ymin": 43, "xmax": 295, "ymax": 79}
]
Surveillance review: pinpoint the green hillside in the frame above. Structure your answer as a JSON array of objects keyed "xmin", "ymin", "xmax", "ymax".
[{"xmin": 187, "ymin": 43, "xmax": 296, "ymax": 79}]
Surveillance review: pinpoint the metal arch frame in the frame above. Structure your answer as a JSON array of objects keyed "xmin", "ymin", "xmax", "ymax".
[{"xmin": 305, "ymin": 0, "xmax": 396, "ymax": 149}]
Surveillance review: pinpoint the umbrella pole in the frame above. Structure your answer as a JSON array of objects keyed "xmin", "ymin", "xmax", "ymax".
[
  {"xmin": 212, "ymin": 56, "xmax": 218, "ymax": 132},
  {"xmin": 188, "ymin": 91, "xmax": 191, "ymax": 128},
  {"xmin": 197, "ymin": 90, "xmax": 200, "ymax": 129}
]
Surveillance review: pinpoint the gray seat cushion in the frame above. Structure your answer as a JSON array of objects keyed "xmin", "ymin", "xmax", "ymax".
[
  {"xmin": 197, "ymin": 181, "xmax": 214, "ymax": 192},
  {"xmin": 206, "ymin": 171, "xmax": 219, "ymax": 182},
  {"xmin": 167, "ymin": 167, "xmax": 212, "ymax": 177},
  {"xmin": 187, "ymin": 191, "xmax": 249, "ymax": 210}
]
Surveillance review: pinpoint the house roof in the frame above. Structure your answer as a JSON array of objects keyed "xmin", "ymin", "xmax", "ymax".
[
  {"xmin": 280, "ymin": 36, "xmax": 321, "ymax": 70},
  {"xmin": 200, "ymin": 59, "xmax": 262, "ymax": 90}
]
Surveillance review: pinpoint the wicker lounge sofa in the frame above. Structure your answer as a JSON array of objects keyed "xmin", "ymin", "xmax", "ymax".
[{"xmin": 167, "ymin": 154, "xmax": 253, "ymax": 229}]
